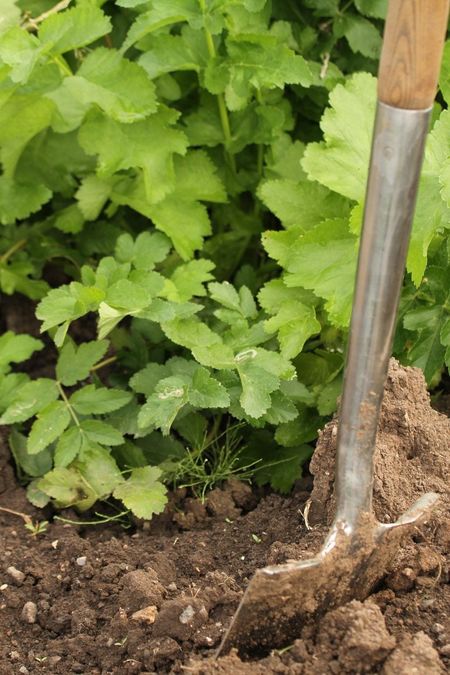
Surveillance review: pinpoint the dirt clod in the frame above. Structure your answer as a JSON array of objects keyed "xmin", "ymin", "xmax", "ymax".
[
  {"xmin": 119, "ymin": 569, "xmax": 165, "ymax": 613},
  {"xmin": 381, "ymin": 631, "xmax": 445, "ymax": 674},
  {"xmin": 152, "ymin": 598, "xmax": 209, "ymax": 641}
]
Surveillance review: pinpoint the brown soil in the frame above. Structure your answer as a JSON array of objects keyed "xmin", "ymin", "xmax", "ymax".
[{"xmin": 0, "ymin": 360, "xmax": 449, "ymax": 674}]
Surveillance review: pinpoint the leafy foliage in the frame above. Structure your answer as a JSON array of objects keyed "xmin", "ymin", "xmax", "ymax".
[{"xmin": 0, "ymin": 0, "xmax": 448, "ymax": 520}]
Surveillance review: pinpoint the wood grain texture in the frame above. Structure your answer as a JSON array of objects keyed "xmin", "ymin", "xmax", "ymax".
[{"xmin": 378, "ymin": 0, "xmax": 450, "ymax": 109}]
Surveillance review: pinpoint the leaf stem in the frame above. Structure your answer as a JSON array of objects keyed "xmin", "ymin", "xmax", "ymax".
[
  {"xmin": 0, "ymin": 239, "xmax": 27, "ymax": 264},
  {"xmin": 56, "ymin": 381, "xmax": 80, "ymax": 427},
  {"xmin": 52, "ymin": 55, "xmax": 73, "ymax": 77},
  {"xmin": 0, "ymin": 506, "xmax": 32, "ymax": 525},
  {"xmin": 90, "ymin": 355, "xmax": 117, "ymax": 372},
  {"xmin": 199, "ymin": 0, "xmax": 236, "ymax": 173}
]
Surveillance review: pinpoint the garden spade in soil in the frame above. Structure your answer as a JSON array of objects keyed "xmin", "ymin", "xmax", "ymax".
[{"xmin": 217, "ymin": 0, "xmax": 450, "ymax": 658}]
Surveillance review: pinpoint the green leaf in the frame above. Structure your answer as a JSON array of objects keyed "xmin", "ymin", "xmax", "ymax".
[
  {"xmin": 439, "ymin": 41, "xmax": 450, "ymax": 106},
  {"xmin": 38, "ymin": 467, "xmax": 88, "ymax": 507},
  {"xmin": 189, "ymin": 368, "xmax": 230, "ymax": 408},
  {"xmin": 56, "ymin": 339, "xmax": 109, "ymax": 386},
  {"xmin": 70, "ymin": 385, "xmax": 132, "ymax": 415},
  {"xmin": 75, "ymin": 175, "xmax": 113, "ymax": 220},
  {"xmin": 79, "ymin": 109, "xmax": 188, "ymax": 203},
  {"xmin": 48, "ymin": 47, "xmax": 157, "ymax": 127},
  {"xmin": 0, "ymin": 332, "xmax": 43, "ymax": 373},
  {"xmin": 54, "ymin": 425, "xmax": 83, "ymax": 467},
  {"xmin": 0, "ymin": 373, "xmax": 29, "ymax": 413},
  {"xmin": 161, "ymin": 317, "xmax": 235, "ymax": 369},
  {"xmin": 115, "ymin": 231, "xmax": 171, "ymax": 270},
  {"xmin": 275, "ymin": 407, "xmax": 322, "ymax": 447},
  {"xmin": 163, "ymin": 259, "xmax": 215, "ymax": 302},
  {"xmin": 38, "ymin": 0, "xmax": 112, "ymax": 54},
  {"xmin": 36, "ymin": 282, "xmax": 105, "ymax": 334},
  {"xmin": 236, "ymin": 357, "xmax": 279, "ymax": 419},
  {"xmin": 404, "ymin": 306, "xmax": 447, "ymax": 383},
  {"xmin": 335, "ymin": 15, "xmax": 381, "ymax": 59},
  {"xmin": 0, "ymin": 379, "xmax": 59, "ymax": 424},
  {"xmin": 130, "ymin": 363, "xmax": 170, "ymax": 396},
  {"xmin": 0, "ymin": 178, "xmax": 52, "ymax": 225},
  {"xmin": 258, "ymin": 178, "xmax": 350, "ymax": 230},
  {"xmin": 121, "ymin": 0, "xmax": 200, "ymax": 53},
  {"xmin": 80, "ymin": 419, "xmax": 124, "ymax": 446},
  {"xmin": 10, "ymin": 429, "xmax": 52, "ymax": 478},
  {"xmin": 354, "ymin": 0, "xmax": 387, "ymax": 18},
  {"xmin": 302, "ymin": 72, "xmax": 376, "ymax": 201},
  {"xmin": 27, "ymin": 401, "xmax": 71, "ymax": 454},
  {"xmin": 76, "ymin": 444, "xmax": 123, "ymax": 502},
  {"xmin": 265, "ymin": 219, "xmax": 358, "ymax": 327},
  {"xmin": 0, "ymin": 0, "xmax": 21, "ymax": 35},
  {"xmin": 138, "ymin": 376, "xmax": 188, "ymax": 434},
  {"xmin": 0, "ymin": 26, "xmax": 43, "ymax": 83},
  {"xmin": 264, "ymin": 301, "xmax": 321, "ymax": 359},
  {"xmin": 205, "ymin": 35, "xmax": 313, "ymax": 111},
  {"xmin": 113, "ymin": 466, "xmax": 167, "ymax": 519}
]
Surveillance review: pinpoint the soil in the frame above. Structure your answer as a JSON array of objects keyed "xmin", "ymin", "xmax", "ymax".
[{"xmin": 0, "ymin": 359, "xmax": 449, "ymax": 674}]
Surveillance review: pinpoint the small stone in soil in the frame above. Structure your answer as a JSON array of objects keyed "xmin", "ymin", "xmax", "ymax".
[
  {"xmin": 76, "ymin": 556, "xmax": 87, "ymax": 566},
  {"xmin": 21, "ymin": 602, "xmax": 37, "ymax": 624},
  {"xmin": 131, "ymin": 605, "xmax": 158, "ymax": 624},
  {"xmin": 6, "ymin": 566, "xmax": 25, "ymax": 584}
]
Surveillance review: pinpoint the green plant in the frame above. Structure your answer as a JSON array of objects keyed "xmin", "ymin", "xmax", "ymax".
[{"xmin": 0, "ymin": 0, "xmax": 448, "ymax": 521}]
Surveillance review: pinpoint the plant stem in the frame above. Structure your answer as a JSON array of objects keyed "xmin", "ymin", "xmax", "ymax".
[
  {"xmin": 56, "ymin": 381, "xmax": 81, "ymax": 427},
  {"xmin": 90, "ymin": 355, "xmax": 117, "ymax": 372},
  {"xmin": 52, "ymin": 55, "xmax": 72, "ymax": 77},
  {"xmin": 0, "ymin": 506, "xmax": 32, "ymax": 525},
  {"xmin": 199, "ymin": 0, "xmax": 236, "ymax": 173},
  {"xmin": 0, "ymin": 239, "xmax": 27, "ymax": 264}
]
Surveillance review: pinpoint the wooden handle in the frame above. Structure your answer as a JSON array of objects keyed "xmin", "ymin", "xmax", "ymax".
[{"xmin": 378, "ymin": 0, "xmax": 450, "ymax": 109}]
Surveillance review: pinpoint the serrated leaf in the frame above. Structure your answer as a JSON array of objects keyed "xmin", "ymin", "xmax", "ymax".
[
  {"xmin": 0, "ymin": 178, "xmax": 52, "ymax": 225},
  {"xmin": 265, "ymin": 301, "xmax": 321, "ymax": 359},
  {"xmin": 27, "ymin": 401, "xmax": 71, "ymax": 454},
  {"xmin": 38, "ymin": 0, "xmax": 112, "ymax": 54},
  {"xmin": 163, "ymin": 259, "xmax": 215, "ymax": 303},
  {"xmin": 275, "ymin": 407, "xmax": 322, "ymax": 447},
  {"xmin": 36, "ymin": 282, "xmax": 105, "ymax": 334},
  {"xmin": 80, "ymin": 419, "xmax": 124, "ymax": 446},
  {"xmin": 48, "ymin": 47, "xmax": 157, "ymax": 128},
  {"xmin": 79, "ymin": 109, "xmax": 187, "ymax": 203},
  {"xmin": 0, "ymin": 378, "xmax": 59, "ymax": 424},
  {"xmin": 113, "ymin": 466, "xmax": 167, "ymax": 519},
  {"xmin": 56, "ymin": 339, "xmax": 109, "ymax": 386},
  {"xmin": 70, "ymin": 385, "xmax": 132, "ymax": 415},
  {"xmin": 76, "ymin": 444, "xmax": 123, "ymax": 502},
  {"xmin": 138, "ymin": 376, "xmax": 188, "ymax": 434},
  {"xmin": 75, "ymin": 175, "xmax": 113, "ymax": 220},
  {"xmin": 189, "ymin": 368, "xmax": 230, "ymax": 408},
  {"xmin": 354, "ymin": 0, "xmax": 387, "ymax": 18},
  {"xmin": 335, "ymin": 15, "xmax": 381, "ymax": 59},
  {"xmin": 121, "ymin": 0, "xmax": 200, "ymax": 53},
  {"xmin": 10, "ymin": 429, "xmax": 52, "ymax": 477},
  {"xmin": 130, "ymin": 363, "xmax": 170, "ymax": 396},
  {"xmin": 205, "ymin": 35, "xmax": 313, "ymax": 111},
  {"xmin": 0, "ymin": 26, "xmax": 43, "ymax": 83},
  {"xmin": 115, "ymin": 231, "xmax": 171, "ymax": 270},
  {"xmin": 302, "ymin": 73, "xmax": 376, "ymax": 202},
  {"xmin": 258, "ymin": 178, "xmax": 350, "ymax": 230},
  {"xmin": 0, "ymin": 373, "xmax": 29, "ymax": 413},
  {"xmin": 27, "ymin": 480, "xmax": 51, "ymax": 508},
  {"xmin": 54, "ymin": 425, "xmax": 83, "ymax": 467},
  {"xmin": 38, "ymin": 467, "xmax": 88, "ymax": 506},
  {"xmin": 0, "ymin": 331, "xmax": 43, "ymax": 373},
  {"xmin": 266, "ymin": 219, "xmax": 358, "ymax": 328}
]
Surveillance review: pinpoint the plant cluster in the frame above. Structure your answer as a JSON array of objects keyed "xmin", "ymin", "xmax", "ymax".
[{"xmin": 0, "ymin": 0, "xmax": 449, "ymax": 519}]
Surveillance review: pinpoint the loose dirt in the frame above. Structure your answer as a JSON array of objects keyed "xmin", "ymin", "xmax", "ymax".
[{"xmin": 0, "ymin": 360, "xmax": 449, "ymax": 674}]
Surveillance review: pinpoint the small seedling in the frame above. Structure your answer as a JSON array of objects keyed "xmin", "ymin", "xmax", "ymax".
[{"xmin": 25, "ymin": 520, "xmax": 49, "ymax": 537}]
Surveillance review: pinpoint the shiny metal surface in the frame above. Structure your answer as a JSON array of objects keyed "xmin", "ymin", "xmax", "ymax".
[{"xmin": 334, "ymin": 102, "xmax": 431, "ymax": 528}]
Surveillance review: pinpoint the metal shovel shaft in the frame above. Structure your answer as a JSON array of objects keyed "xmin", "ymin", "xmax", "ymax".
[{"xmin": 334, "ymin": 102, "xmax": 430, "ymax": 531}]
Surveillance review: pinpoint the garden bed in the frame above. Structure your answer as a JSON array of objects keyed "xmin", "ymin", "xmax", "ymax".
[{"xmin": 0, "ymin": 361, "xmax": 449, "ymax": 674}]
